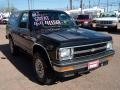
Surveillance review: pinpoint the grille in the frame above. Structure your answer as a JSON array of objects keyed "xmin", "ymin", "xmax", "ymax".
[
  {"xmin": 73, "ymin": 42, "xmax": 107, "ymax": 58},
  {"xmin": 99, "ymin": 21, "xmax": 113, "ymax": 24}
]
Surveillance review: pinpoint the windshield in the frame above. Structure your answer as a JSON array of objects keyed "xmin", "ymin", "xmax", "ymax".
[
  {"xmin": 77, "ymin": 15, "xmax": 89, "ymax": 19},
  {"xmin": 30, "ymin": 11, "xmax": 76, "ymax": 29},
  {"xmin": 100, "ymin": 13, "xmax": 117, "ymax": 17}
]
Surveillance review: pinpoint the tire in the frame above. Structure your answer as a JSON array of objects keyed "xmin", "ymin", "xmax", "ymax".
[
  {"xmin": 114, "ymin": 26, "xmax": 118, "ymax": 32},
  {"xmin": 33, "ymin": 52, "xmax": 54, "ymax": 85},
  {"xmin": 109, "ymin": 27, "xmax": 117, "ymax": 33},
  {"xmin": 9, "ymin": 38, "xmax": 18, "ymax": 56},
  {"xmin": 83, "ymin": 71, "xmax": 90, "ymax": 74}
]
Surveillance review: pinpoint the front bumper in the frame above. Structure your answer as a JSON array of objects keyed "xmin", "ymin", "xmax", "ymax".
[
  {"xmin": 92, "ymin": 23, "xmax": 117, "ymax": 29},
  {"xmin": 52, "ymin": 50, "xmax": 114, "ymax": 77},
  {"xmin": 56, "ymin": 60, "xmax": 108, "ymax": 77},
  {"xmin": 76, "ymin": 21, "xmax": 91, "ymax": 27}
]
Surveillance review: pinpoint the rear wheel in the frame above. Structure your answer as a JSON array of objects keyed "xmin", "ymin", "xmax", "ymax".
[
  {"xmin": 9, "ymin": 38, "xmax": 18, "ymax": 56},
  {"xmin": 114, "ymin": 26, "xmax": 118, "ymax": 32},
  {"xmin": 33, "ymin": 52, "xmax": 54, "ymax": 85}
]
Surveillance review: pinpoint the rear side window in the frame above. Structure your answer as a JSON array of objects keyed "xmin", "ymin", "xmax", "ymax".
[{"xmin": 8, "ymin": 12, "xmax": 21, "ymax": 27}]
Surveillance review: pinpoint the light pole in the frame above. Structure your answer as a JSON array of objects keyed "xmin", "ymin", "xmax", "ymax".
[
  {"xmin": 89, "ymin": 0, "xmax": 90, "ymax": 8},
  {"xmin": 98, "ymin": 0, "xmax": 100, "ymax": 7},
  {"xmin": 107, "ymin": 0, "xmax": 108, "ymax": 12},
  {"xmin": 119, "ymin": 2, "xmax": 120, "ymax": 11},
  {"xmin": 80, "ymin": 0, "xmax": 83, "ymax": 14},
  {"xmin": 69, "ymin": 0, "xmax": 72, "ymax": 10},
  {"xmin": 28, "ymin": 0, "xmax": 30, "ymax": 10},
  {"xmin": 31, "ymin": 0, "xmax": 34, "ymax": 10},
  {"xmin": 28, "ymin": 0, "xmax": 34, "ymax": 10},
  {"xmin": 7, "ymin": 0, "xmax": 10, "ymax": 15}
]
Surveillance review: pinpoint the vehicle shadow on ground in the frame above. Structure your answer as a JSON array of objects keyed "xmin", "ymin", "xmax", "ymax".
[
  {"xmin": 109, "ymin": 30, "xmax": 120, "ymax": 35},
  {"xmin": 0, "ymin": 44, "xmax": 81, "ymax": 85},
  {"xmin": 0, "ymin": 44, "xmax": 38, "ymax": 83}
]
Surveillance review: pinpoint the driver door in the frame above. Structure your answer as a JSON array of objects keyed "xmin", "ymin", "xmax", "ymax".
[{"xmin": 17, "ymin": 12, "xmax": 33, "ymax": 53}]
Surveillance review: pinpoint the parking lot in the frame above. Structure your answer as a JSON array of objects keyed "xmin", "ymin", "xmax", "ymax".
[{"xmin": 0, "ymin": 25, "xmax": 120, "ymax": 90}]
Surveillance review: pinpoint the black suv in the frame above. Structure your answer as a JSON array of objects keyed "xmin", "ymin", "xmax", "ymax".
[{"xmin": 6, "ymin": 10, "xmax": 115, "ymax": 84}]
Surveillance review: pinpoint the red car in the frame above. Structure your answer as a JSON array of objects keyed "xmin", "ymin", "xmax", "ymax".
[{"xmin": 75, "ymin": 15, "xmax": 92, "ymax": 27}]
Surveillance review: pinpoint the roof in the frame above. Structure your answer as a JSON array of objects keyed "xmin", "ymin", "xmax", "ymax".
[{"xmin": 18, "ymin": 9, "xmax": 65, "ymax": 13}]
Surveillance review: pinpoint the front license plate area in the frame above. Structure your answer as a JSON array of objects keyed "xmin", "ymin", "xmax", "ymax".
[{"xmin": 88, "ymin": 60, "xmax": 100, "ymax": 70}]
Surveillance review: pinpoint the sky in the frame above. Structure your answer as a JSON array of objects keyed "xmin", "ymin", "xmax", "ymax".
[{"xmin": 0, "ymin": 0, "xmax": 119, "ymax": 11}]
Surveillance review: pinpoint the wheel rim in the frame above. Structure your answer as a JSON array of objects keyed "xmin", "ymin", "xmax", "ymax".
[
  {"xmin": 9, "ymin": 40, "xmax": 14, "ymax": 54},
  {"xmin": 35, "ymin": 58, "xmax": 45, "ymax": 79}
]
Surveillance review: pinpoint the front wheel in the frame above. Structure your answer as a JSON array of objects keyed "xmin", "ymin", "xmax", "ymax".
[
  {"xmin": 33, "ymin": 52, "xmax": 54, "ymax": 85},
  {"xmin": 107, "ymin": 26, "xmax": 118, "ymax": 33}
]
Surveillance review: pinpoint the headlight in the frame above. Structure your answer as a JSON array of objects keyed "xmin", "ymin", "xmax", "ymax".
[
  {"xmin": 113, "ymin": 20, "xmax": 118, "ymax": 23},
  {"xmin": 58, "ymin": 48, "xmax": 73, "ymax": 60},
  {"xmin": 107, "ymin": 41, "xmax": 113, "ymax": 50},
  {"xmin": 84, "ymin": 21, "xmax": 88, "ymax": 24}
]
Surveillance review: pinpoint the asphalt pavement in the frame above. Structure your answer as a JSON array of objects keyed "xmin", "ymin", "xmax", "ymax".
[{"xmin": 0, "ymin": 25, "xmax": 120, "ymax": 90}]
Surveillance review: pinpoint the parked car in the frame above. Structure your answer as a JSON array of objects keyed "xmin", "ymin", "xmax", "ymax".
[
  {"xmin": 1, "ymin": 17, "xmax": 9, "ymax": 24},
  {"xmin": 75, "ymin": 14, "xmax": 92, "ymax": 27},
  {"xmin": 92, "ymin": 12, "xmax": 120, "ymax": 31},
  {"xmin": 6, "ymin": 10, "xmax": 115, "ymax": 84}
]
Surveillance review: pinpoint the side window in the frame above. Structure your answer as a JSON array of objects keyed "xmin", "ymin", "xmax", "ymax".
[
  {"xmin": 19, "ymin": 13, "xmax": 28, "ymax": 28},
  {"xmin": 59, "ymin": 13, "xmax": 69, "ymax": 20}
]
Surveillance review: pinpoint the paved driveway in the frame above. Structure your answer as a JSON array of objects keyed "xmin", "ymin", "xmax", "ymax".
[{"xmin": 0, "ymin": 25, "xmax": 120, "ymax": 90}]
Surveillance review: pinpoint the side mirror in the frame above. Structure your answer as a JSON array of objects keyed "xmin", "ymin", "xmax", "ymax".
[{"xmin": 19, "ymin": 22, "xmax": 27, "ymax": 28}]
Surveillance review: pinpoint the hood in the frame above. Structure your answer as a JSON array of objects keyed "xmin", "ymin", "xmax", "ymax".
[
  {"xmin": 41, "ymin": 28, "xmax": 112, "ymax": 47},
  {"xmin": 94, "ymin": 17, "xmax": 118, "ymax": 21}
]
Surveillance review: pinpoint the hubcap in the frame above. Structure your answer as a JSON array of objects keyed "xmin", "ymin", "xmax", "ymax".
[{"xmin": 35, "ymin": 58, "xmax": 44, "ymax": 79}]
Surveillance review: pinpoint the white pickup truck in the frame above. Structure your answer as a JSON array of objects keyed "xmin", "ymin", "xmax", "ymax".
[{"xmin": 92, "ymin": 12, "xmax": 120, "ymax": 32}]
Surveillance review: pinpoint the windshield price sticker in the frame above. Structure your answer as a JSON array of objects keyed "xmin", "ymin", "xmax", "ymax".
[
  {"xmin": 33, "ymin": 20, "xmax": 61, "ymax": 26},
  {"xmin": 32, "ymin": 12, "xmax": 61, "ymax": 26}
]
